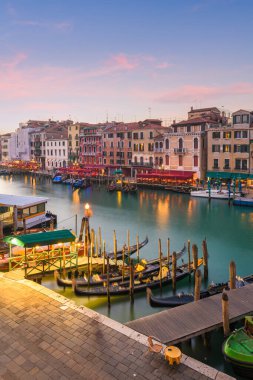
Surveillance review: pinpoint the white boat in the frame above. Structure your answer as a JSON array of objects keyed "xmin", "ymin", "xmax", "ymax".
[
  {"xmin": 190, "ymin": 189, "xmax": 237, "ymax": 200},
  {"xmin": 0, "ymin": 194, "xmax": 55, "ymax": 229}
]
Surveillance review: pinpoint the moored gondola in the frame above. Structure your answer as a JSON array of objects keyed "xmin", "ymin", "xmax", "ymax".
[
  {"xmin": 56, "ymin": 244, "xmax": 186, "ymax": 288},
  {"xmin": 74, "ymin": 259, "xmax": 202, "ymax": 297},
  {"xmin": 147, "ymin": 274, "xmax": 253, "ymax": 308},
  {"xmin": 106, "ymin": 235, "xmax": 149, "ymax": 260}
]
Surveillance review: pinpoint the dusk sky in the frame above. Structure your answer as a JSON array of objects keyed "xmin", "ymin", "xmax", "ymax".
[{"xmin": 1, "ymin": 0, "xmax": 253, "ymax": 133}]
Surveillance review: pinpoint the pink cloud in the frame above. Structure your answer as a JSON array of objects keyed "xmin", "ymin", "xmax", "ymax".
[
  {"xmin": 154, "ymin": 83, "xmax": 253, "ymax": 103},
  {"xmin": 106, "ymin": 54, "xmax": 138, "ymax": 70}
]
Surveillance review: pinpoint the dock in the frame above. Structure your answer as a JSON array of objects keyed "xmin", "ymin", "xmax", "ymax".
[
  {"xmin": 127, "ymin": 283, "xmax": 253, "ymax": 345},
  {"xmin": 0, "ymin": 274, "xmax": 235, "ymax": 380}
]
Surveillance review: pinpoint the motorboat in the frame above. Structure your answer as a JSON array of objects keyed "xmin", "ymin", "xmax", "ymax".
[{"xmin": 190, "ymin": 189, "xmax": 238, "ymax": 200}]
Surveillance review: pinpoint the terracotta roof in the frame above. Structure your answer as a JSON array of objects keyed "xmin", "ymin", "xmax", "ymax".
[
  {"xmin": 232, "ymin": 109, "xmax": 253, "ymax": 115},
  {"xmin": 188, "ymin": 107, "xmax": 220, "ymax": 113},
  {"xmin": 173, "ymin": 117, "xmax": 209, "ymax": 126}
]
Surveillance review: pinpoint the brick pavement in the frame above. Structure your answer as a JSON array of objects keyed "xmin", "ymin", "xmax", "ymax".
[{"xmin": 0, "ymin": 276, "xmax": 234, "ymax": 380}]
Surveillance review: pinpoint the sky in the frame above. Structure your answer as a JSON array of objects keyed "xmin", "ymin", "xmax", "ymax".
[{"xmin": 1, "ymin": 0, "xmax": 253, "ymax": 133}]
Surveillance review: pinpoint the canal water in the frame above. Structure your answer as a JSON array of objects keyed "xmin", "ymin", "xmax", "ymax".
[{"xmin": 1, "ymin": 174, "xmax": 252, "ymax": 378}]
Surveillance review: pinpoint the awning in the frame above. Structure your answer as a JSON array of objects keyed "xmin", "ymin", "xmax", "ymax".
[
  {"xmin": 137, "ymin": 170, "xmax": 195, "ymax": 180},
  {"xmin": 206, "ymin": 171, "xmax": 253, "ymax": 180},
  {"xmin": 4, "ymin": 229, "xmax": 76, "ymax": 248}
]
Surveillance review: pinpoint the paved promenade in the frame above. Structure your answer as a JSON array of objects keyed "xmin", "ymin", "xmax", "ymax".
[{"xmin": 0, "ymin": 275, "xmax": 234, "ymax": 380}]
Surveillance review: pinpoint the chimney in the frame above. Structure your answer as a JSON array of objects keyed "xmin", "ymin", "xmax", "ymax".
[
  {"xmin": 173, "ymin": 120, "xmax": 176, "ymax": 124},
  {"xmin": 191, "ymin": 106, "xmax": 193, "ymax": 111}
]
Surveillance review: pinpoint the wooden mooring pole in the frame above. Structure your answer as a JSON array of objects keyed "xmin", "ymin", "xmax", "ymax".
[
  {"xmin": 194, "ymin": 269, "xmax": 202, "ymax": 301},
  {"xmin": 103, "ymin": 241, "xmax": 106, "ymax": 275},
  {"xmin": 187, "ymin": 240, "xmax": 191, "ymax": 274},
  {"xmin": 129, "ymin": 259, "xmax": 134, "ymax": 303},
  {"xmin": 172, "ymin": 251, "xmax": 177, "ymax": 291},
  {"xmin": 192, "ymin": 244, "xmax": 198, "ymax": 274},
  {"xmin": 222, "ymin": 292, "xmax": 230, "ymax": 336},
  {"xmin": 106, "ymin": 256, "xmax": 111, "ymax": 308},
  {"xmin": 159, "ymin": 239, "xmax": 162, "ymax": 289},
  {"xmin": 202, "ymin": 240, "xmax": 209, "ymax": 280},
  {"xmin": 167, "ymin": 238, "xmax": 171, "ymax": 275},
  {"xmin": 229, "ymin": 261, "xmax": 236, "ymax": 289},
  {"xmin": 113, "ymin": 230, "xmax": 117, "ymax": 266},
  {"xmin": 136, "ymin": 234, "xmax": 139, "ymax": 263}
]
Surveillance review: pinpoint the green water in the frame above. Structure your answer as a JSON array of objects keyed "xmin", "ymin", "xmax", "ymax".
[{"xmin": 1, "ymin": 174, "xmax": 252, "ymax": 378}]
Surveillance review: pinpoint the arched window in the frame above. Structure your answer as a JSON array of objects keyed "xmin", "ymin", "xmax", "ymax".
[
  {"xmin": 165, "ymin": 155, "xmax": 169, "ymax": 165},
  {"xmin": 194, "ymin": 138, "xmax": 198, "ymax": 149},
  {"xmin": 149, "ymin": 157, "xmax": 153, "ymax": 165},
  {"xmin": 159, "ymin": 142, "xmax": 163, "ymax": 149},
  {"xmin": 159, "ymin": 157, "xmax": 163, "ymax": 165},
  {"xmin": 165, "ymin": 139, "xmax": 169, "ymax": 149},
  {"xmin": 179, "ymin": 138, "xmax": 183, "ymax": 149},
  {"xmin": 155, "ymin": 157, "xmax": 159, "ymax": 165},
  {"xmin": 155, "ymin": 142, "xmax": 159, "ymax": 149}
]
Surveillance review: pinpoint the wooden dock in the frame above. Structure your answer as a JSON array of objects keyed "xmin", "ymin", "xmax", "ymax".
[{"xmin": 127, "ymin": 283, "xmax": 253, "ymax": 345}]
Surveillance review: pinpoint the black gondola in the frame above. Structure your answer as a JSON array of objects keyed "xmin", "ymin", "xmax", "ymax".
[
  {"xmin": 74, "ymin": 259, "xmax": 202, "ymax": 297},
  {"xmin": 56, "ymin": 245, "xmax": 186, "ymax": 288},
  {"xmin": 106, "ymin": 235, "xmax": 149, "ymax": 260},
  {"xmin": 147, "ymin": 274, "xmax": 253, "ymax": 308}
]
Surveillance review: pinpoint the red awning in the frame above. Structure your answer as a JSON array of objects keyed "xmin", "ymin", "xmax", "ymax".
[{"xmin": 137, "ymin": 171, "xmax": 195, "ymax": 180}]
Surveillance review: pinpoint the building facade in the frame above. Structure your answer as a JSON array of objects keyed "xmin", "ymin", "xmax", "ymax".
[
  {"xmin": 45, "ymin": 125, "xmax": 68, "ymax": 171},
  {"xmin": 79, "ymin": 124, "xmax": 105, "ymax": 166},
  {"xmin": 207, "ymin": 109, "xmax": 253, "ymax": 181}
]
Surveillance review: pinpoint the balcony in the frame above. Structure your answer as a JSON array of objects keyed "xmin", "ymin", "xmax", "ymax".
[
  {"xmin": 174, "ymin": 148, "xmax": 187, "ymax": 154},
  {"xmin": 223, "ymin": 166, "xmax": 231, "ymax": 170},
  {"xmin": 212, "ymin": 166, "xmax": 219, "ymax": 169},
  {"xmin": 154, "ymin": 148, "xmax": 164, "ymax": 153},
  {"xmin": 34, "ymin": 150, "xmax": 42, "ymax": 156}
]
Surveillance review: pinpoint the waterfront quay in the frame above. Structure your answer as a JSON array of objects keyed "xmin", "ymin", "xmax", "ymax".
[{"xmin": 0, "ymin": 274, "xmax": 233, "ymax": 380}]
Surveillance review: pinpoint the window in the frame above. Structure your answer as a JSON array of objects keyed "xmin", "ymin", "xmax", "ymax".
[
  {"xmin": 242, "ymin": 114, "xmax": 249, "ymax": 123},
  {"xmin": 165, "ymin": 155, "xmax": 169, "ymax": 165},
  {"xmin": 212, "ymin": 132, "xmax": 220, "ymax": 139},
  {"xmin": 223, "ymin": 145, "xmax": 231, "ymax": 153},
  {"xmin": 108, "ymin": 133, "xmax": 113, "ymax": 138},
  {"xmin": 234, "ymin": 131, "xmax": 248, "ymax": 139},
  {"xmin": 213, "ymin": 159, "xmax": 219, "ymax": 169},
  {"xmin": 127, "ymin": 132, "xmax": 132, "ymax": 139},
  {"xmin": 165, "ymin": 139, "xmax": 169, "ymax": 149},
  {"xmin": 133, "ymin": 133, "xmax": 138, "ymax": 139},
  {"xmin": 233, "ymin": 115, "xmax": 241, "ymax": 124},
  {"xmin": 234, "ymin": 145, "xmax": 249, "ymax": 153},
  {"xmin": 194, "ymin": 138, "xmax": 198, "ymax": 149},
  {"xmin": 179, "ymin": 138, "xmax": 183, "ymax": 150},
  {"xmin": 148, "ymin": 143, "xmax": 153, "ymax": 152},
  {"xmin": 223, "ymin": 131, "xmax": 231, "ymax": 139},
  {"xmin": 139, "ymin": 143, "xmax": 144, "ymax": 152},
  {"xmin": 149, "ymin": 132, "xmax": 153, "ymax": 139},
  {"xmin": 235, "ymin": 159, "xmax": 248, "ymax": 170},
  {"xmin": 63, "ymin": 142, "xmax": 65, "ymax": 146},
  {"xmin": 179, "ymin": 155, "xmax": 183, "ymax": 166},
  {"xmin": 133, "ymin": 144, "xmax": 138, "ymax": 152},
  {"xmin": 193, "ymin": 156, "xmax": 198, "ymax": 167},
  {"xmin": 110, "ymin": 142, "xmax": 113, "ymax": 148},
  {"xmin": 37, "ymin": 203, "xmax": 45, "ymax": 213},
  {"xmin": 212, "ymin": 145, "xmax": 220, "ymax": 152},
  {"xmin": 117, "ymin": 133, "xmax": 124, "ymax": 138},
  {"xmin": 63, "ymin": 150, "xmax": 65, "ymax": 155},
  {"xmin": 140, "ymin": 157, "xmax": 144, "ymax": 165},
  {"xmin": 224, "ymin": 159, "xmax": 230, "ymax": 169},
  {"xmin": 140, "ymin": 132, "xmax": 144, "ymax": 139},
  {"xmin": 149, "ymin": 157, "xmax": 153, "ymax": 165},
  {"xmin": 187, "ymin": 126, "xmax": 191, "ymax": 132},
  {"xmin": 59, "ymin": 150, "xmax": 61, "ymax": 156},
  {"xmin": 109, "ymin": 151, "xmax": 114, "ymax": 157},
  {"xmin": 128, "ymin": 141, "xmax": 131, "ymax": 148}
]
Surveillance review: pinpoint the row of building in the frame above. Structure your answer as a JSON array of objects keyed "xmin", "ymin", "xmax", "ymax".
[{"xmin": 1, "ymin": 106, "xmax": 253, "ymax": 184}]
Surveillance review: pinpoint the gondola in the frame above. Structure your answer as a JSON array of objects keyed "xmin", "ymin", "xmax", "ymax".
[
  {"xmin": 74, "ymin": 259, "xmax": 202, "ymax": 297},
  {"xmin": 147, "ymin": 273, "xmax": 253, "ymax": 308},
  {"xmin": 106, "ymin": 235, "xmax": 149, "ymax": 260},
  {"xmin": 56, "ymin": 245, "xmax": 186, "ymax": 288}
]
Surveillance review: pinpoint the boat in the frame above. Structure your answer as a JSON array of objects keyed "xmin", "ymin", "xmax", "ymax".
[
  {"xmin": 52, "ymin": 175, "xmax": 62, "ymax": 184},
  {"xmin": 223, "ymin": 316, "xmax": 253, "ymax": 379},
  {"xmin": 73, "ymin": 259, "xmax": 202, "ymax": 297},
  {"xmin": 190, "ymin": 189, "xmax": 240, "ymax": 200},
  {"xmin": 0, "ymin": 194, "xmax": 55, "ymax": 230},
  {"xmin": 56, "ymin": 244, "xmax": 186, "ymax": 288},
  {"xmin": 107, "ymin": 183, "xmax": 116, "ymax": 192},
  {"xmin": 147, "ymin": 274, "xmax": 253, "ymax": 308},
  {"xmin": 107, "ymin": 235, "xmax": 149, "ymax": 260},
  {"xmin": 233, "ymin": 197, "xmax": 253, "ymax": 207}
]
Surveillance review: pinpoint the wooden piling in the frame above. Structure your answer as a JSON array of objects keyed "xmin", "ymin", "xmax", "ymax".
[
  {"xmin": 98, "ymin": 226, "xmax": 102, "ymax": 256},
  {"xmin": 172, "ymin": 251, "xmax": 177, "ymax": 291},
  {"xmin": 78, "ymin": 217, "xmax": 85, "ymax": 242},
  {"xmin": 103, "ymin": 241, "xmax": 106, "ymax": 275},
  {"xmin": 122, "ymin": 247, "xmax": 125, "ymax": 282},
  {"xmin": 136, "ymin": 235, "xmax": 139, "ymax": 262},
  {"xmin": 229, "ymin": 261, "xmax": 236, "ymax": 290},
  {"xmin": 129, "ymin": 259, "xmax": 134, "ymax": 303},
  {"xmin": 222, "ymin": 292, "xmax": 230, "ymax": 336},
  {"xmin": 113, "ymin": 230, "xmax": 117, "ymax": 266},
  {"xmin": 106, "ymin": 255, "xmax": 110, "ymax": 307},
  {"xmin": 90, "ymin": 229, "xmax": 95, "ymax": 277},
  {"xmin": 95, "ymin": 235, "xmax": 99, "ymax": 258},
  {"xmin": 0, "ymin": 221, "xmax": 3, "ymax": 240},
  {"xmin": 202, "ymin": 240, "xmax": 209, "ymax": 279},
  {"xmin": 167, "ymin": 238, "xmax": 170, "ymax": 265},
  {"xmin": 194, "ymin": 269, "xmax": 202, "ymax": 301},
  {"xmin": 159, "ymin": 239, "xmax": 162, "ymax": 289},
  {"xmin": 23, "ymin": 218, "xmax": 26, "ymax": 234},
  {"xmin": 192, "ymin": 244, "xmax": 198, "ymax": 272},
  {"xmin": 187, "ymin": 240, "xmax": 191, "ymax": 273}
]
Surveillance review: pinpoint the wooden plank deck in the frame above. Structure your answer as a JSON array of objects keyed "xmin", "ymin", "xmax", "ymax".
[{"xmin": 127, "ymin": 283, "xmax": 253, "ymax": 345}]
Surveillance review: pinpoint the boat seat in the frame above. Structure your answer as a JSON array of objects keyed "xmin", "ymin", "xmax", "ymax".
[{"xmin": 147, "ymin": 336, "xmax": 163, "ymax": 354}]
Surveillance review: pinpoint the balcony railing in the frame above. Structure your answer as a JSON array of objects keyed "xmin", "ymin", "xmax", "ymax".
[
  {"xmin": 212, "ymin": 166, "xmax": 219, "ymax": 169},
  {"xmin": 154, "ymin": 148, "xmax": 164, "ymax": 153},
  {"xmin": 223, "ymin": 166, "xmax": 231, "ymax": 170},
  {"xmin": 174, "ymin": 148, "xmax": 187, "ymax": 154}
]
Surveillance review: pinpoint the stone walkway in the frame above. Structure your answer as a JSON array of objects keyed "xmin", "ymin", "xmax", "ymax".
[{"xmin": 0, "ymin": 276, "xmax": 234, "ymax": 380}]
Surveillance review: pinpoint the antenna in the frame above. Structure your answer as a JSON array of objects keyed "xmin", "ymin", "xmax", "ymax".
[{"xmin": 148, "ymin": 107, "xmax": 151, "ymax": 119}]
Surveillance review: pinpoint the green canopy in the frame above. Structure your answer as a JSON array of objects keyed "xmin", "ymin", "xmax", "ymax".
[
  {"xmin": 206, "ymin": 171, "xmax": 253, "ymax": 180},
  {"xmin": 4, "ymin": 229, "xmax": 76, "ymax": 248}
]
